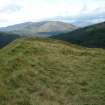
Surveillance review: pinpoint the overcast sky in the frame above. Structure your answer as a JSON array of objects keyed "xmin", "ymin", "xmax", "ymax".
[{"xmin": 0, "ymin": 0, "xmax": 105, "ymax": 27}]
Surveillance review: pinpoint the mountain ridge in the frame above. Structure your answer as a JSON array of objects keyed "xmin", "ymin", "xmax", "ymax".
[
  {"xmin": 0, "ymin": 21, "xmax": 77, "ymax": 37},
  {"xmin": 0, "ymin": 21, "xmax": 77, "ymax": 48}
]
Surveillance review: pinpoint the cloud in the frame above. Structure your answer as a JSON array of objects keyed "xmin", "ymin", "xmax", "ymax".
[
  {"xmin": 0, "ymin": 4, "xmax": 22, "ymax": 13},
  {"xmin": 51, "ymin": 11, "xmax": 105, "ymax": 27},
  {"xmin": 0, "ymin": 0, "xmax": 105, "ymax": 27}
]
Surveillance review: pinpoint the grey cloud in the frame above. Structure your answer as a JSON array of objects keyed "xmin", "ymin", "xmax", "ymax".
[
  {"xmin": 73, "ymin": 11, "xmax": 105, "ymax": 27},
  {"xmin": 64, "ymin": 2, "xmax": 105, "ymax": 26},
  {"xmin": 49, "ymin": 9, "xmax": 105, "ymax": 27},
  {"xmin": 0, "ymin": 4, "xmax": 22, "ymax": 13}
]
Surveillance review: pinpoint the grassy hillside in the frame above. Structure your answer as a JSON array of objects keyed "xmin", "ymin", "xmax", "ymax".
[
  {"xmin": 52, "ymin": 22, "xmax": 105, "ymax": 48},
  {"xmin": 0, "ymin": 38, "xmax": 105, "ymax": 105}
]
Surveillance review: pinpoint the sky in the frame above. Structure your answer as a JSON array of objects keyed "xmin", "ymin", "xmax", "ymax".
[{"xmin": 0, "ymin": 0, "xmax": 105, "ymax": 27}]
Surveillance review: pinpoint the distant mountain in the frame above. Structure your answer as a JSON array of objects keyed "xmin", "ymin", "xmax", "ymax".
[
  {"xmin": 0, "ymin": 21, "xmax": 77, "ymax": 37},
  {"xmin": 51, "ymin": 22, "xmax": 105, "ymax": 48}
]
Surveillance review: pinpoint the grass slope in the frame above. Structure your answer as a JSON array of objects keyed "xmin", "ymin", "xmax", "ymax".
[
  {"xmin": 52, "ymin": 22, "xmax": 105, "ymax": 48},
  {"xmin": 0, "ymin": 38, "xmax": 105, "ymax": 105}
]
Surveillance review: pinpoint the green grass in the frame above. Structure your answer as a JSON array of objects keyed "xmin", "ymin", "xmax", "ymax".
[{"xmin": 0, "ymin": 38, "xmax": 105, "ymax": 105}]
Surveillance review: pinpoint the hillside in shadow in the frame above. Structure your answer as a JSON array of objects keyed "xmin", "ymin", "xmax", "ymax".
[
  {"xmin": 51, "ymin": 22, "xmax": 105, "ymax": 48},
  {"xmin": 0, "ymin": 32, "xmax": 20, "ymax": 48}
]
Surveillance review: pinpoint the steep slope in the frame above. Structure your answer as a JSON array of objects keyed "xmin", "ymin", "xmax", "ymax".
[
  {"xmin": 0, "ymin": 32, "xmax": 20, "ymax": 48},
  {"xmin": 52, "ymin": 22, "xmax": 105, "ymax": 48},
  {"xmin": 0, "ymin": 21, "xmax": 77, "ymax": 37},
  {"xmin": 0, "ymin": 38, "xmax": 105, "ymax": 105}
]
